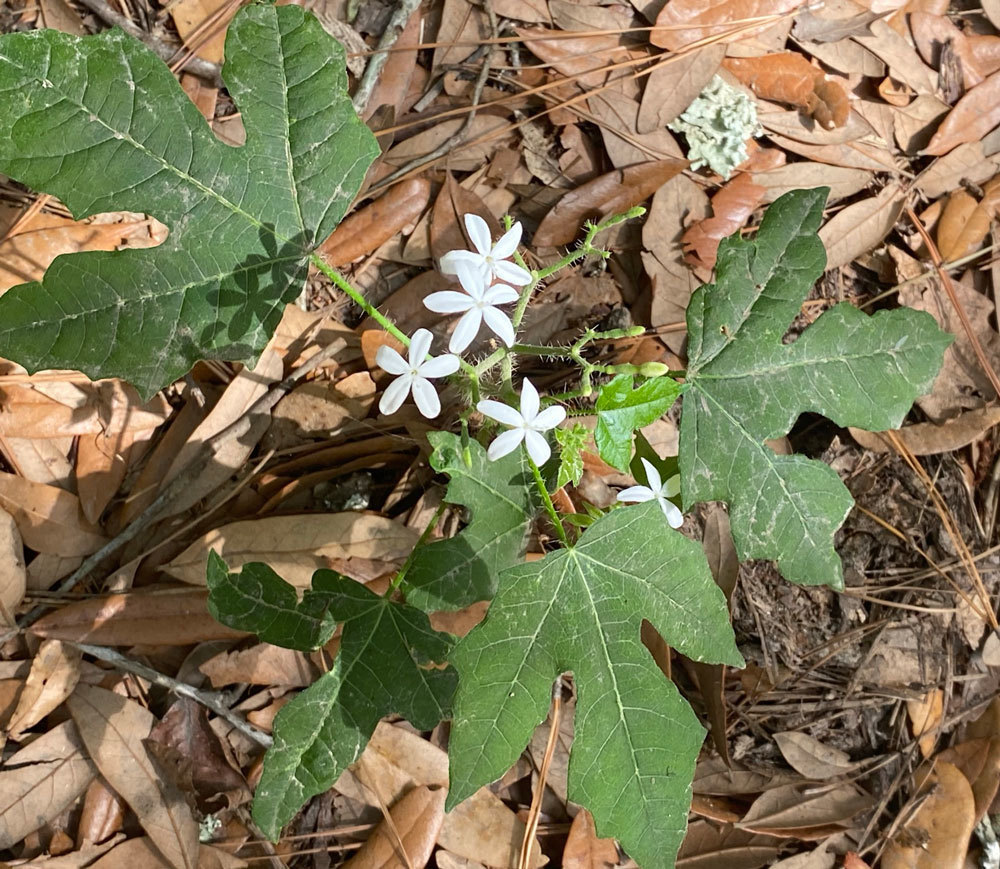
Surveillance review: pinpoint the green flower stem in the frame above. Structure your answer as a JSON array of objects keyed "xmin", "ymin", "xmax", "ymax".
[
  {"xmin": 310, "ymin": 253, "xmax": 410, "ymax": 348},
  {"xmin": 529, "ymin": 456, "xmax": 569, "ymax": 547},
  {"xmin": 388, "ymin": 501, "xmax": 448, "ymax": 595}
]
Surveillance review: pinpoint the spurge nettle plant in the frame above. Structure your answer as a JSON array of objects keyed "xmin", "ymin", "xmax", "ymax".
[{"xmin": 0, "ymin": 4, "xmax": 952, "ymax": 866}]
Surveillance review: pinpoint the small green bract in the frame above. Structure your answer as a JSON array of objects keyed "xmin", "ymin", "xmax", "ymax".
[{"xmin": 669, "ymin": 75, "xmax": 762, "ymax": 178}]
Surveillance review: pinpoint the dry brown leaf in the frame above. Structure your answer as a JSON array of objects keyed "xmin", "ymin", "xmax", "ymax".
[
  {"xmin": 77, "ymin": 776, "xmax": 128, "ymax": 848},
  {"xmin": 676, "ymin": 820, "xmax": 781, "ymax": 869},
  {"xmin": 85, "ymin": 837, "xmax": 247, "ymax": 869},
  {"xmin": 892, "ymin": 94, "xmax": 950, "ymax": 154},
  {"xmin": 534, "ymin": 159, "xmax": 687, "ymax": 247},
  {"xmin": 792, "ymin": 4, "xmax": 882, "ymax": 42},
  {"xmin": 6, "ymin": 638, "xmax": 81, "ymax": 740},
  {"xmin": 925, "ymin": 70, "xmax": 1000, "ymax": 156},
  {"xmin": 773, "ymin": 731, "xmax": 856, "ymax": 779},
  {"xmin": 853, "ymin": 18, "xmax": 935, "ymax": 93},
  {"xmin": 818, "ymin": 183, "xmax": 904, "ymax": 270},
  {"xmin": 337, "ymin": 722, "xmax": 545, "ymax": 869},
  {"xmin": 562, "ymin": 809, "xmax": 619, "ymax": 869},
  {"xmin": 682, "ymin": 173, "xmax": 768, "ymax": 271},
  {"xmin": 753, "ymin": 163, "xmax": 872, "ymax": 204},
  {"xmin": 379, "ymin": 113, "xmax": 514, "ymax": 176},
  {"xmin": 263, "ymin": 374, "xmax": 375, "ymax": 451},
  {"xmin": 30, "ymin": 587, "xmax": 250, "ymax": 646},
  {"xmin": 319, "ymin": 179, "xmax": 432, "ymax": 267},
  {"xmin": 968, "ymin": 34, "xmax": 1000, "ymax": 76},
  {"xmin": 936, "ymin": 175, "xmax": 1000, "ymax": 261},
  {"xmin": 588, "ymin": 90, "xmax": 686, "ymax": 168},
  {"xmin": 432, "ymin": 0, "xmax": 484, "ymax": 96},
  {"xmin": 199, "ymin": 643, "xmax": 316, "ymax": 688},
  {"xmin": 0, "ymin": 720, "xmax": 97, "ymax": 848},
  {"xmin": 68, "ymin": 683, "xmax": 200, "ymax": 869},
  {"xmin": 848, "ymin": 405, "xmax": 1000, "ymax": 456},
  {"xmin": 158, "ymin": 347, "xmax": 283, "ymax": 520},
  {"xmin": 549, "ymin": 0, "xmax": 632, "ymax": 32},
  {"xmin": 881, "ymin": 762, "xmax": 975, "ymax": 869},
  {"xmin": 430, "ymin": 176, "xmax": 502, "ymax": 264},
  {"xmin": 802, "ymin": 37, "xmax": 886, "ymax": 76},
  {"xmin": 964, "ymin": 697, "xmax": 1000, "ymax": 818},
  {"xmin": 168, "ymin": 0, "xmax": 232, "ymax": 62},
  {"xmin": 736, "ymin": 783, "xmax": 872, "ymax": 837},
  {"xmin": 163, "ymin": 513, "xmax": 419, "ymax": 587},
  {"xmin": 516, "ymin": 27, "xmax": 625, "ymax": 88},
  {"xmin": 725, "ymin": 54, "xmax": 849, "ymax": 129},
  {"xmin": 643, "ymin": 174, "xmax": 710, "ymax": 351},
  {"xmin": 0, "ymin": 471, "xmax": 106, "ymax": 557},
  {"xmin": 0, "ymin": 215, "xmax": 165, "ymax": 294},
  {"xmin": 0, "ymin": 505, "xmax": 24, "ymax": 626},
  {"xmin": 650, "ymin": 0, "xmax": 802, "ymax": 52},
  {"xmin": 764, "ymin": 131, "xmax": 898, "ymax": 172},
  {"xmin": 363, "ymin": 6, "xmax": 422, "ymax": 120},
  {"xmin": 916, "ymin": 141, "xmax": 1000, "ymax": 198},
  {"xmin": 637, "ymin": 45, "xmax": 727, "ymax": 133},
  {"xmin": 342, "ymin": 785, "xmax": 445, "ymax": 869},
  {"xmin": 909, "ymin": 12, "xmax": 985, "ymax": 89}
]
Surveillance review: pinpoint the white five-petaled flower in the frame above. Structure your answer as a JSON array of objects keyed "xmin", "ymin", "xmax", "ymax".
[
  {"xmin": 617, "ymin": 458, "xmax": 684, "ymax": 528},
  {"xmin": 439, "ymin": 213, "xmax": 533, "ymax": 287},
  {"xmin": 477, "ymin": 378, "xmax": 566, "ymax": 466},
  {"xmin": 423, "ymin": 262, "xmax": 519, "ymax": 353},
  {"xmin": 375, "ymin": 328, "xmax": 459, "ymax": 419}
]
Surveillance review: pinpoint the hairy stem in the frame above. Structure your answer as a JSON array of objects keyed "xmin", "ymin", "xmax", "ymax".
[{"xmin": 530, "ymin": 457, "xmax": 569, "ymax": 547}]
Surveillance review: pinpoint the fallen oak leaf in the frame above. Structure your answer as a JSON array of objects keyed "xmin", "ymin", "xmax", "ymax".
[
  {"xmin": 533, "ymin": 158, "xmax": 687, "ymax": 247},
  {"xmin": 935, "ymin": 174, "xmax": 1000, "ymax": 261},
  {"xmin": 651, "ymin": 0, "xmax": 802, "ymax": 52},
  {"xmin": 724, "ymin": 53, "xmax": 850, "ymax": 129},
  {"xmin": 925, "ymin": 69, "xmax": 1000, "ymax": 156},
  {"xmin": 683, "ymin": 173, "xmax": 768, "ymax": 272}
]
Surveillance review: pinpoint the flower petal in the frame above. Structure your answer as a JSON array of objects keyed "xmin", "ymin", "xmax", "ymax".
[
  {"xmin": 379, "ymin": 375, "xmax": 411, "ymax": 415},
  {"xmin": 487, "ymin": 428, "xmax": 525, "ymax": 461},
  {"xmin": 493, "ymin": 260, "xmax": 532, "ymax": 287},
  {"xmin": 408, "ymin": 328, "xmax": 433, "ymax": 364},
  {"xmin": 482, "ymin": 305, "xmax": 516, "ymax": 347},
  {"xmin": 491, "ymin": 221, "xmax": 522, "ymax": 260},
  {"xmin": 483, "ymin": 284, "xmax": 520, "ymax": 305},
  {"xmin": 617, "ymin": 485, "xmax": 655, "ymax": 504},
  {"xmin": 519, "ymin": 378, "xmax": 540, "ymax": 422},
  {"xmin": 424, "ymin": 291, "xmax": 475, "ymax": 314},
  {"xmin": 661, "ymin": 499, "xmax": 684, "ymax": 529},
  {"xmin": 411, "ymin": 377, "xmax": 442, "ymax": 418},
  {"xmin": 640, "ymin": 457, "xmax": 662, "ymax": 493},
  {"xmin": 374, "ymin": 345, "xmax": 408, "ymax": 376},
  {"xmin": 524, "ymin": 429, "xmax": 551, "ymax": 466},
  {"xmin": 531, "ymin": 405, "xmax": 566, "ymax": 431},
  {"xmin": 418, "ymin": 354, "xmax": 460, "ymax": 378},
  {"xmin": 477, "ymin": 399, "xmax": 524, "ymax": 428},
  {"xmin": 449, "ymin": 308, "xmax": 483, "ymax": 353},
  {"xmin": 456, "ymin": 261, "xmax": 488, "ymax": 300},
  {"xmin": 438, "ymin": 249, "xmax": 481, "ymax": 275},
  {"xmin": 465, "ymin": 213, "xmax": 493, "ymax": 256}
]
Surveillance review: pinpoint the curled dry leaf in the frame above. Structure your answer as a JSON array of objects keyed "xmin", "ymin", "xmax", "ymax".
[
  {"xmin": 342, "ymin": 785, "xmax": 446, "ymax": 869},
  {"xmin": 0, "ymin": 720, "xmax": 97, "ymax": 849},
  {"xmin": 318, "ymin": 178, "xmax": 432, "ymax": 267},
  {"xmin": 906, "ymin": 689, "xmax": 944, "ymax": 757},
  {"xmin": 650, "ymin": 0, "xmax": 803, "ymax": 52},
  {"xmin": 534, "ymin": 158, "xmax": 687, "ymax": 247},
  {"xmin": 0, "ymin": 505, "xmax": 24, "ymax": 626},
  {"xmin": 682, "ymin": 173, "xmax": 768, "ymax": 271},
  {"xmin": 935, "ymin": 175, "xmax": 1000, "ymax": 261},
  {"xmin": 30, "ymin": 587, "xmax": 250, "ymax": 646},
  {"xmin": 773, "ymin": 731, "xmax": 856, "ymax": 779},
  {"xmin": 881, "ymin": 762, "xmax": 975, "ymax": 869},
  {"xmin": 724, "ymin": 53, "xmax": 849, "ymax": 129},
  {"xmin": 848, "ymin": 405, "xmax": 1000, "ymax": 456},
  {"xmin": 67, "ymin": 683, "xmax": 200, "ymax": 869},
  {"xmin": 163, "ymin": 513, "xmax": 419, "ymax": 587},
  {"xmin": 6, "ymin": 638, "xmax": 81, "ymax": 740},
  {"xmin": 562, "ymin": 809, "xmax": 619, "ymax": 869},
  {"xmin": 925, "ymin": 70, "xmax": 1000, "ymax": 156},
  {"xmin": 77, "ymin": 776, "xmax": 128, "ymax": 847}
]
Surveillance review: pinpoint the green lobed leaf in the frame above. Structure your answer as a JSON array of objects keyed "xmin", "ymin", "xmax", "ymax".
[
  {"xmin": 253, "ymin": 569, "xmax": 457, "ymax": 839},
  {"xmin": 0, "ymin": 5, "xmax": 378, "ymax": 398},
  {"xmin": 681, "ymin": 187, "xmax": 951, "ymax": 590},
  {"xmin": 594, "ymin": 375, "xmax": 682, "ymax": 471},
  {"xmin": 554, "ymin": 423, "xmax": 588, "ymax": 489},
  {"xmin": 205, "ymin": 552, "xmax": 337, "ymax": 651},
  {"xmin": 447, "ymin": 500, "xmax": 742, "ymax": 868},
  {"xmin": 402, "ymin": 431, "xmax": 540, "ymax": 611}
]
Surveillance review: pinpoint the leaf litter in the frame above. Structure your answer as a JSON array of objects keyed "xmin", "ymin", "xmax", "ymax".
[{"xmin": 3, "ymin": 0, "xmax": 1000, "ymax": 865}]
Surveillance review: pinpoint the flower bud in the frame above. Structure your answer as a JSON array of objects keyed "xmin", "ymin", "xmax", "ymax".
[{"xmin": 638, "ymin": 362, "xmax": 671, "ymax": 378}]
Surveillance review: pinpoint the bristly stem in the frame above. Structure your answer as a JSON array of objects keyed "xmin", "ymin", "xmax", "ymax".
[
  {"xmin": 529, "ymin": 457, "xmax": 569, "ymax": 547},
  {"xmin": 310, "ymin": 252, "xmax": 410, "ymax": 348}
]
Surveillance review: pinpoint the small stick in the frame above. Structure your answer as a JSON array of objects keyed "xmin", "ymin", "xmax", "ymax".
[{"xmin": 352, "ymin": 0, "xmax": 422, "ymax": 115}]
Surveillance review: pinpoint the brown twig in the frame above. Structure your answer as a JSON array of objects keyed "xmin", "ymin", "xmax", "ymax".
[{"xmin": 352, "ymin": 0, "xmax": 423, "ymax": 115}]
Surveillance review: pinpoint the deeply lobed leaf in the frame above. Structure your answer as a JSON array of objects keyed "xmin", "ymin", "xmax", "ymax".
[
  {"xmin": 681, "ymin": 187, "xmax": 951, "ymax": 588},
  {"xmin": 403, "ymin": 432, "xmax": 541, "ymax": 611},
  {"xmin": 0, "ymin": 5, "xmax": 378, "ymax": 397},
  {"xmin": 447, "ymin": 501, "xmax": 742, "ymax": 868}
]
